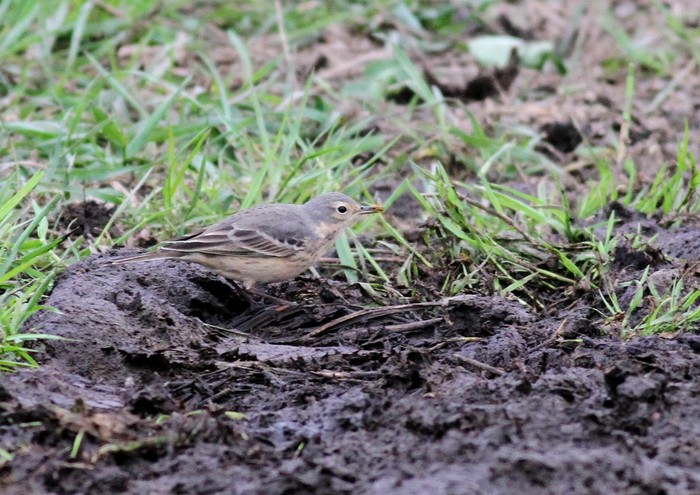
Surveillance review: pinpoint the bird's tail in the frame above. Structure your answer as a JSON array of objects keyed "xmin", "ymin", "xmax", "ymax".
[{"xmin": 109, "ymin": 250, "xmax": 176, "ymax": 265}]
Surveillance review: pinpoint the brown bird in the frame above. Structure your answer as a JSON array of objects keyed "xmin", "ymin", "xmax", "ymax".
[{"xmin": 111, "ymin": 192, "xmax": 383, "ymax": 288}]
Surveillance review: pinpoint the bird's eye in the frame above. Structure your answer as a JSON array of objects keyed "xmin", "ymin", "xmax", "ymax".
[{"xmin": 337, "ymin": 205, "xmax": 348, "ymax": 213}]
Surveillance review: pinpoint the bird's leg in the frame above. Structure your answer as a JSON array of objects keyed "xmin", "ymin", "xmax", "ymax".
[
  {"xmin": 225, "ymin": 279, "xmax": 258, "ymax": 307},
  {"xmin": 245, "ymin": 286, "xmax": 298, "ymax": 306},
  {"xmin": 226, "ymin": 279, "xmax": 297, "ymax": 306}
]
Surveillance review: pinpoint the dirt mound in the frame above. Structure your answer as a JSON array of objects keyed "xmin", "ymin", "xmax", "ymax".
[{"xmin": 2, "ymin": 248, "xmax": 700, "ymax": 494}]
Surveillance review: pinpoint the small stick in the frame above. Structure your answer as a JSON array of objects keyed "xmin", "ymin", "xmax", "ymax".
[
  {"xmin": 301, "ymin": 301, "xmax": 440, "ymax": 340},
  {"xmin": 301, "ymin": 295, "xmax": 480, "ymax": 340},
  {"xmin": 453, "ymin": 354, "xmax": 505, "ymax": 376},
  {"xmin": 529, "ymin": 318, "xmax": 568, "ymax": 352},
  {"xmin": 311, "ymin": 370, "xmax": 382, "ymax": 380}
]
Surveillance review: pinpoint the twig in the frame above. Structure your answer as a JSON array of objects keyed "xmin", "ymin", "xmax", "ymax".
[
  {"xmin": 460, "ymin": 196, "xmax": 545, "ymax": 249},
  {"xmin": 341, "ymin": 317, "xmax": 443, "ymax": 343},
  {"xmin": 200, "ymin": 321, "xmax": 253, "ymax": 338},
  {"xmin": 453, "ymin": 354, "xmax": 505, "ymax": 376},
  {"xmin": 300, "ymin": 296, "xmax": 475, "ymax": 341},
  {"xmin": 311, "ymin": 370, "xmax": 382, "ymax": 380},
  {"xmin": 300, "ymin": 304, "xmax": 429, "ymax": 341},
  {"xmin": 427, "ymin": 336, "xmax": 482, "ymax": 352},
  {"xmin": 529, "ymin": 318, "xmax": 568, "ymax": 352},
  {"xmin": 383, "ymin": 318, "xmax": 442, "ymax": 332}
]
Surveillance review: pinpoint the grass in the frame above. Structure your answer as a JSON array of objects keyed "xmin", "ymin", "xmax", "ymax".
[
  {"xmin": 0, "ymin": 169, "xmax": 68, "ymax": 370},
  {"xmin": 403, "ymin": 163, "xmax": 611, "ymax": 305},
  {"xmin": 599, "ymin": 266, "xmax": 700, "ymax": 337},
  {"xmin": 1, "ymin": 0, "xmax": 699, "ymax": 369}
]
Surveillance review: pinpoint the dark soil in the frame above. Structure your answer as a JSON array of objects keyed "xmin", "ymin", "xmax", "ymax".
[
  {"xmin": 4, "ymin": 1, "xmax": 700, "ymax": 493},
  {"xmin": 3, "ymin": 211, "xmax": 700, "ymax": 494},
  {"xmin": 57, "ymin": 201, "xmax": 118, "ymax": 240}
]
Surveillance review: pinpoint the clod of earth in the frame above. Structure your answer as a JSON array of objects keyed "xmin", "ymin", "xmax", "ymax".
[{"xmin": 1, "ymin": 249, "xmax": 699, "ymax": 495}]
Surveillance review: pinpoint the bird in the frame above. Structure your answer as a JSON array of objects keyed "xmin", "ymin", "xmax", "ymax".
[{"xmin": 110, "ymin": 192, "xmax": 383, "ymax": 288}]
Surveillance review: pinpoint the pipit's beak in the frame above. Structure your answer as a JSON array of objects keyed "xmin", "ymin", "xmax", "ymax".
[{"xmin": 360, "ymin": 204, "xmax": 384, "ymax": 214}]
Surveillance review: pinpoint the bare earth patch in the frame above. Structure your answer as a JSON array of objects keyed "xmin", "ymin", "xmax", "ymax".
[
  {"xmin": 2, "ymin": 212, "xmax": 700, "ymax": 494},
  {"xmin": 3, "ymin": 0, "xmax": 700, "ymax": 493}
]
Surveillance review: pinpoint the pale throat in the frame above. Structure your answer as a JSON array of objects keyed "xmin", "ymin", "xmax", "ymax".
[
  {"xmin": 315, "ymin": 221, "xmax": 340, "ymax": 238},
  {"xmin": 315, "ymin": 220, "xmax": 350, "ymax": 249}
]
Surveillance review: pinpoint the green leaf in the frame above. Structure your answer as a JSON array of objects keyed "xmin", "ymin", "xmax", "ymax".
[
  {"xmin": 468, "ymin": 35, "xmax": 554, "ymax": 68},
  {"xmin": 0, "ymin": 171, "xmax": 45, "ymax": 221},
  {"xmin": 92, "ymin": 107, "xmax": 128, "ymax": 149}
]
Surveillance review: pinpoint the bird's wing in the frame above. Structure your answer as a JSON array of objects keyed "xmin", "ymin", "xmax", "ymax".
[{"xmin": 162, "ymin": 213, "xmax": 310, "ymax": 258}]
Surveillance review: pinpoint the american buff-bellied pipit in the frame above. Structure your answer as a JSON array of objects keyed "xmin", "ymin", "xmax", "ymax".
[{"xmin": 111, "ymin": 192, "xmax": 383, "ymax": 288}]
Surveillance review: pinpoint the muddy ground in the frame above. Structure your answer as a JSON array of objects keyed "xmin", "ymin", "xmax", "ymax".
[
  {"xmin": 1, "ymin": 211, "xmax": 700, "ymax": 494},
  {"xmin": 4, "ymin": 0, "xmax": 700, "ymax": 494}
]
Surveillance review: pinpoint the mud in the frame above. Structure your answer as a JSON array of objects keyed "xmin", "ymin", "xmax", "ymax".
[
  {"xmin": 57, "ymin": 201, "xmax": 117, "ymax": 240},
  {"xmin": 2, "ymin": 221, "xmax": 700, "ymax": 495},
  {"xmin": 4, "ymin": 0, "xmax": 700, "ymax": 492}
]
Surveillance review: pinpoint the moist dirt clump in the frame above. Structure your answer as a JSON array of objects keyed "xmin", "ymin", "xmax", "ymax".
[
  {"xmin": 2, "ymin": 239, "xmax": 700, "ymax": 494},
  {"xmin": 4, "ymin": 0, "xmax": 700, "ymax": 492}
]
